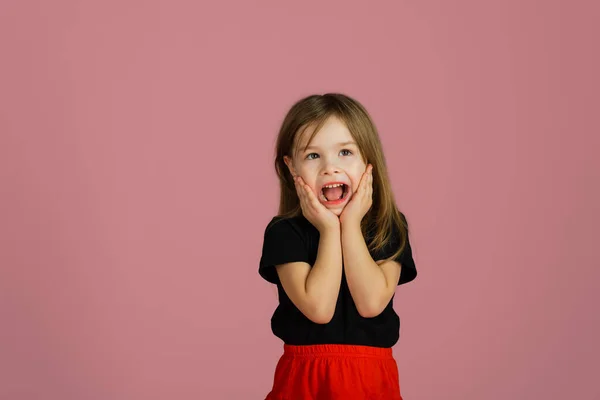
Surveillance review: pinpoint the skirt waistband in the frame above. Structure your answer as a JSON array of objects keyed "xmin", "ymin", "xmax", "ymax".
[{"xmin": 283, "ymin": 344, "xmax": 393, "ymax": 358}]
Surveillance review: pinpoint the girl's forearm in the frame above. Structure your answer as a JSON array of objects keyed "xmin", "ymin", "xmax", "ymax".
[
  {"xmin": 305, "ymin": 227, "xmax": 343, "ymax": 322},
  {"xmin": 341, "ymin": 222, "xmax": 389, "ymax": 317}
]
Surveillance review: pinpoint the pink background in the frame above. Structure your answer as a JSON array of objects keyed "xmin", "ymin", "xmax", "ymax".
[{"xmin": 1, "ymin": 1, "xmax": 598, "ymax": 399}]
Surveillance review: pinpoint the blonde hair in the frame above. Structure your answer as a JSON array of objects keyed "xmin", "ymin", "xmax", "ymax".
[{"xmin": 273, "ymin": 93, "xmax": 409, "ymax": 261}]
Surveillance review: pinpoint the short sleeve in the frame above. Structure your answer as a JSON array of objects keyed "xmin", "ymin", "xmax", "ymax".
[
  {"xmin": 259, "ymin": 217, "xmax": 311, "ymax": 284},
  {"xmin": 374, "ymin": 224, "xmax": 417, "ymax": 286},
  {"xmin": 396, "ymin": 233, "xmax": 417, "ymax": 285}
]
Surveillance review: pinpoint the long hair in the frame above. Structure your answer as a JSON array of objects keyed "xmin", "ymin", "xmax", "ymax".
[{"xmin": 273, "ymin": 93, "xmax": 409, "ymax": 261}]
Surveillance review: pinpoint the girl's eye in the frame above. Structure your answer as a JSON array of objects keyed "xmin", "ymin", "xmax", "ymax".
[{"xmin": 305, "ymin": 149, "xmax": 352, "ymax": 160}]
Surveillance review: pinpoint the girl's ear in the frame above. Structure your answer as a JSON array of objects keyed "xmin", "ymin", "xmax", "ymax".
[{"xmin": 283, "ymin": 155, "xmax": 297, "ymax": 178}]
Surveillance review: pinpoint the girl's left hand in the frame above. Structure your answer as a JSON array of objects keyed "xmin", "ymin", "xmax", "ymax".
[{"xmin": 339, "ymin": 164, "xmax": 373, "ymax": 226}]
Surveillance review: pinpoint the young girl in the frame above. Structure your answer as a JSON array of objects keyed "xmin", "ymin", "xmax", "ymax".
[{"xmin": 259, "ymin": 93, "xmax": 417, "ymax": 400}]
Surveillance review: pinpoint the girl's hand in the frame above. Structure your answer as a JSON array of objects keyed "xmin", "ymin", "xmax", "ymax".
[
  {"xmin": 339, "ymin": 164, "xmax": 373, "ymax": 227},
  {"xmin": 295, "ymin": 176, "xmax": 340, "ymax": 233}
]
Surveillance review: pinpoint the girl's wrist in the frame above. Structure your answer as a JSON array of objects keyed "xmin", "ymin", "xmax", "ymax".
[
  {"xmin": 340, "ymin": 218, "xmax": 361, "ymax": 231},
  {"xmin": 318, "ymin": 222, "xmax": 341, "ymax": 235}
]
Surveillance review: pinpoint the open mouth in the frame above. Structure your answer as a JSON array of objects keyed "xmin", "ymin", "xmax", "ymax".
[{"xmin": 320, "ymin": 183, "xmax": 350, "ymax": 204}]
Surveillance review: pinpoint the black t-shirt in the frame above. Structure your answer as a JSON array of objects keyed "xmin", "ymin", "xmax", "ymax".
[{"xmin": 259, "ymin": 214, "xmax": 417, "ymax": 348}]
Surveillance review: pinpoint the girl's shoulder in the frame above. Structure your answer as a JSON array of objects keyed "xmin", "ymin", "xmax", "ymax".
[{"xmin": 265, "ymin": 213, "xmax": 313, "ymax": 234}]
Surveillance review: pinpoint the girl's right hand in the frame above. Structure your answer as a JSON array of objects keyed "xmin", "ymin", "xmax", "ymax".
[{"xmin": 294, "ymin": 176, "xmax": 340, "ymax": 233}]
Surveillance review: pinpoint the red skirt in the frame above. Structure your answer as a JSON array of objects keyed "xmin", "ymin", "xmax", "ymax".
[{"xmin": 265, "ymin": 344, "xmax": 403, "ymax": 400}]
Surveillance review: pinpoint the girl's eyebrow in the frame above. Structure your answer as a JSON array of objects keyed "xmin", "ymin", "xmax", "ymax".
[{"xmin": 304, "ymin": 141, "xmax": 357, "ymax": 151}]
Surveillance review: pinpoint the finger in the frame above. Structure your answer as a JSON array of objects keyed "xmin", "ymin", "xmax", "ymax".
[
  {"xmin": 295, "ymin": 177, "xmax": 309, "ymax": 211},
  {"xmin": 304, "ymin": 183, "xmax": 321, "ymax": 209},
  {"xmin": 359, "ymin": 170, "xmax": 369, "ymax": 192},
  {"xmin": 297, "ymin": 177, "xmax": 308, "ymax": 205},
  {"xmin": 294, "ymin": 176, "xmax": 302, "ymax": 198},
  {"xmin": 299, "ymin": 178, "xmax": 317, "ymax": 212},
  {"xmin": 355, "ymin": 173, "xmax": 363, "ymax": 194},
  {"xmin": 301, "ymin": 181, "xmax": 312, "ymax": 205},
  {"xmin": 302, "ymin": 182, "xmax": 328, "ymax": 213},
  {"xmin": 296, "ymin": 176, "xmax": 310, "ymax": 196}
]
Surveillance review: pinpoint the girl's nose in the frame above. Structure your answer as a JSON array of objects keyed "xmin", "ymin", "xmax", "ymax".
[{"xmin": 322, "ymin": 163, "xmax": 341, "ymax": 175}]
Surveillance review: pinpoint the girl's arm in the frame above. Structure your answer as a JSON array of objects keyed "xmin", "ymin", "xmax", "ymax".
[
  {"xmin": 341, "ymin": 222, "xmax": 401, "ymax": 318},
  {"xmin": 276, "ymin": 226, "xmax": 342, "ymax": 324}
]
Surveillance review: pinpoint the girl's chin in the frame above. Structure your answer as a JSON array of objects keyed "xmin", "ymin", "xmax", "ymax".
[
  {"xmin": 322, "ymin": 201, "xmax": 348, "ymax": 215},
  {"xmin": 328, "ymin": 207, "xmax": 344, "ymax": 216}
]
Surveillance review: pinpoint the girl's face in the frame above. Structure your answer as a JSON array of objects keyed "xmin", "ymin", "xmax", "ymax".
[{"xmin": 284, "ymin": 116, "xmax": 368, "ymax": 216}]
